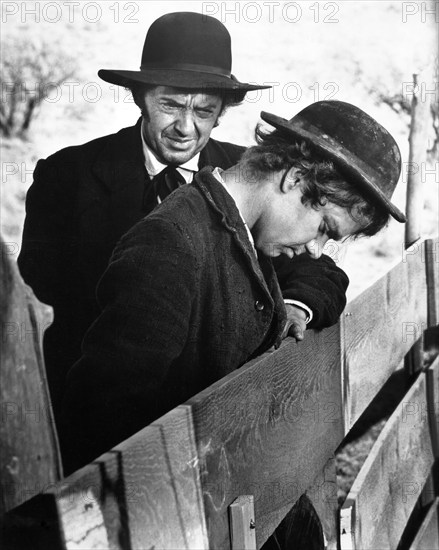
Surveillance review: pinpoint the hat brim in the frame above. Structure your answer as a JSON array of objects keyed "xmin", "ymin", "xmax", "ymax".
[
  {"xmin": 260, "ymin": 111, "xmax": 406, "ymax": 223},
  {"xmin": 98, "ymin": 68, "xmax": 270, "ymax": 93}
]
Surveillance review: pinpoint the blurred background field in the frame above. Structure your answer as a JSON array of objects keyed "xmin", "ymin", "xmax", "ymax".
[{"xmin": 1, "ymin": 0, "xmax": 437, "ymax": 300}]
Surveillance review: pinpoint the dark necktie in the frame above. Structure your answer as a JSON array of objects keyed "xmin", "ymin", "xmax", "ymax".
[{"xmin": 153, "ymin": 166, "xmax": 186, "ymax": 202}]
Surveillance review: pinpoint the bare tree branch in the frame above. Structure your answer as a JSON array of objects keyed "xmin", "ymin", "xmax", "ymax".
[{"xmin": 1, "ymin": 37, "xmax": 77, "ymax": 137}]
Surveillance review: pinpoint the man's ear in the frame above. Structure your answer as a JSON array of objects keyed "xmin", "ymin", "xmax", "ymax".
[
  {"xmin": 130, "ymin": 87, "xmax": 141, "ymax": 109},
  {"xmin": 280, "ymin": 167, "xmax": 301, "ymax": 194},
  {"xmin": 131, "ymin": 85, "xmax": 150, "ymax": 112}
]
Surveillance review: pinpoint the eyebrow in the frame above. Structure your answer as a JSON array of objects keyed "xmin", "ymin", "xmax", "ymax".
[
  {"xmin": 160, "ymin": 97, "xmax": 185, "ymax": 105},
  {"xmin": 160, "ymin": 96, "xmax": 218, "ymax": 108}
]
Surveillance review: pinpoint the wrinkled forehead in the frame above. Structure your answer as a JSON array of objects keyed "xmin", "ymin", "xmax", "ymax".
[{"xmin": 146, "ymin": 85, "xmax": 223, "ymax": 106}]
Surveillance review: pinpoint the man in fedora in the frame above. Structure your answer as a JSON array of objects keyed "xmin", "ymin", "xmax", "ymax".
[
  {"xmin": 18, "ymin": 12, "xmax": 349, "ymax": 420},
  {"xmin": 59, "ymin": 100, "xmax": 405, "ymax": 479}
]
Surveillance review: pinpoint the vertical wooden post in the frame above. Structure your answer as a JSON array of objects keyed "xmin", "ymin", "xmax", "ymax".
[
  {"xmin": 403, "ymin": 68, "xmax": 434, "ymax": 516},
  {"xmin": 404, "ymin": 70, "xmax": 433, "ymax": 378},
  {"xmin": 229, "ymin": 495, "xmax": 257, "ymax": 550},
  {"xmin": 0, "ymin": 239, "xmax": 62, "ymax": 514},
  {"xmin": 405, "ymin": 71, "xmax": 432, "ymax": 247},
  {"xmin": 425, "ymin": 238, "xmax": 439, "ymax": 328}
]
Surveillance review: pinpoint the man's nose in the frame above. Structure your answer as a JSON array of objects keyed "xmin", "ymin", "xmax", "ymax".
[
  {"xmin": 174, "ymin": 110, "xmax": 195, "ymax": 136},
  {"xmin": 305, "ymin": 235, "xmax": 329, "ymax": 259}
]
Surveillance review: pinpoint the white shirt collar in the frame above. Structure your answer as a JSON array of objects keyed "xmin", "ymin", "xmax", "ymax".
[
  {"xmin": 211, "ymin": 167, "xmax": 257, "ymax": 256},
  {"xmin": 141, "ymin": 119, "xmax": 200, "ymax": 183}
]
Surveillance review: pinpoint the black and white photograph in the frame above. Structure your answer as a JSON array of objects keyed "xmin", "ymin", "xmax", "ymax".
[{"xmin": 1, "ymin": 1, "xmax": 438, "ymax": 548}]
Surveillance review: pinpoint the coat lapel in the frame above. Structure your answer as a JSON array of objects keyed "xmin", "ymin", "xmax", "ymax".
[
  {"xmin": 194, "ymin": 169, "xmax": 287, "ymax": 347},
  {"xmin": 194, "ymin": 168, "xmax": 276, "ymax": 307},
  {"xmin": 91, "ymin": 118, "xmax": 151, "ymax": 244},
  {"xmin": 90, "ymin": 130, "xmax": 240, "ymax": 249}
]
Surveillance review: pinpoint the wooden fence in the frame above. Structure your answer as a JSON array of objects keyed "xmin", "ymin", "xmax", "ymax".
[{"xmin": 1, "ymin": 237, "xmax": 438, "ymax": 549}]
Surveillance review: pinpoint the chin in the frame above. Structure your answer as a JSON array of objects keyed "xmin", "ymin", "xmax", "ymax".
[
  {"xmin": 163, "ymin": 151, "xmax": 196, "ymax": 165},
  {"xmin": 258, "ymin": 245, "xmax": 281, "ymax": 258}
]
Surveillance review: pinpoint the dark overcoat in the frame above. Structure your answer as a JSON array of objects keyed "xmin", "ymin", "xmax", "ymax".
[
  {"xmin": 18, "ymin": 119, "xmax": 349, "ymax": 415},
  {"xmin": 60, "ymin": 168, "xmax": 287, "ymax": 473}
]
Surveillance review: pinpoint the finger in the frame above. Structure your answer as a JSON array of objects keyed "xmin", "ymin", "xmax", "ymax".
[
  {"xmin": 281, "ymin": 323, "xmax": 291, "ymax": 340},
  {"xmin": 288, "ymin": 322, "xmax": 304, "ymax": 341}
]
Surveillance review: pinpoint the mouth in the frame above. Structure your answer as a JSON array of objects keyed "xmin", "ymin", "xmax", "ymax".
[{"xmin": 164, "ymin": 136, "xmax": 196, "ymax": 149}]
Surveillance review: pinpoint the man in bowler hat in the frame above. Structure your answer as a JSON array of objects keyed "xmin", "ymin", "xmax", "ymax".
[
  {"xmin": 18, "ymin": 12, "xmax": 350, "ymax": 419},
  {"xmin": 59, "ymin": 100, "xmax": 406, "ymax": 481}
]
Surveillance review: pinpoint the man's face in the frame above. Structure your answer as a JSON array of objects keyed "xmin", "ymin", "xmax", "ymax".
[
  {"xmin": 253, "ymin": 172, "xmax": 364, "ymax": 259},
  {"xmin": 138, "ymin": 85, "xmax": 223, "ymax": 165}
]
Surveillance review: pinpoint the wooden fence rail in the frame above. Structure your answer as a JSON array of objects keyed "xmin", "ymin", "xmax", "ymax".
[
  {"xmin": 340, "ymin": 361, "xmax": 437, "ymax": 549},
  {"xmin": 1, "ymin": 237, "xmax": 438, "ymax": 549}
]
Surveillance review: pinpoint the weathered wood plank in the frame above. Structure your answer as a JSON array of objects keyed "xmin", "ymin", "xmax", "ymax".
[
  {"xmin": 306, "ymin": 457, "xmax": 338, "ymax": 549},
  {"xmin": 409, "ymin": 497, "xmax": 439, "ymax": 550},
  {"xmin": 186, "ymin": 324, "xmax": 343, "ymax": 549},
  {"xmin": 421, "ymin": 357, "xmax": 439, "ymax": 509},
  {"xmin": 426, "ymin": 356, "xmax": 439, "ymax": 457},
  {"xmin": 66, "ymin": 430, "xmax": 184, "ymax": 549},
  {"xmin": 58, "ymin": 406, "xmax": 207, "ymax": 549},
  {"xmin": 229, "ymin": 495, "xmax": 256, "ymax": 550},
  {"xmin": 55, "ymin": 465, "xmax": 111, "ymax": 549},
  {"xmin": 340, "ymin": 373, "xmax": 435, "ymax": 550},
  {"xmin": 425, "ymin": 237, "xmax": 439, "ymax": 327},
  {"xmin": 1, "ymin": 243, "xmax": 62, "ymax": 513},
  {"xmin": 342, "ymin": 242, "xmax": 428, "ymax": 431},
  {"xmin": 152, "ymin": 406, "xmax": 208, "ymax": 549},
  {"xmin": 2, "ymin": 406, "xmax": 207, "ymax": 549}
]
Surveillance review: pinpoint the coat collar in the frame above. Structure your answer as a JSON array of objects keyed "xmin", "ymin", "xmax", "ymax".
[
  {"xmin": 91, "ymin": 118, "xmax": 147, "ymax": 193},
  {"xmin": 194, "ymin": 168, "xmax": 252, "ymax": 244},
  {"xmin": 193, "ymin": 167, "xmax": 287, "ymax": 346},
  {"xmin": 194, "ymin": 167, "xmax": 276, "ymax": 305}
]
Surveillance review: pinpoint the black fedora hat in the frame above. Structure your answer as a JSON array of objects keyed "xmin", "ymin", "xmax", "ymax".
[
  {"xmin": 98, "ymin": 12, "xmax": 269, "ymax": 94},
  {"xmin": 261, "ymin": 101, "xmax": 406, "ymax": 223}
]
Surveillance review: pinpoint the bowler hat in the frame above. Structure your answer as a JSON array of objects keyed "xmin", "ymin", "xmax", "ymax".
[
  {"xmin": 98, "ymin": 12, "xmax": 269, "ymax": 95},
  {"xmin": 261, "ymin": 101, "xmax": 406, "ymax": 222}
]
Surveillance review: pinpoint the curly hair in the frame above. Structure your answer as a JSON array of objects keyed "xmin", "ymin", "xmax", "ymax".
[{"xmin": 240, "ymin": 125, "xmax": 390, "ymax": 238}]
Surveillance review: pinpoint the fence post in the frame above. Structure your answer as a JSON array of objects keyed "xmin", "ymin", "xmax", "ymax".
[
  {"xmin": 0, "ymin": 238, "xmax": 62, "ymax": 515},
  {"xmin": 229, "ymin": 495, "xmax": 257, "ymax": 550},
  {"xmin": 404, "ymin": 69, "xmax": 432, "ymax": 379},
  {"xmin": 405, "ymin": 70, "xmax": 432, "ymax": 247}
]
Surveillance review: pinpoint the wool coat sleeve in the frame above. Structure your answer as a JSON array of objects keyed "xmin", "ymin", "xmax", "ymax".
[
  {"xmin": 272, "ymin": 253, "xmax": 349, "ymax": 329},
  {"xmin": 18, "ymin": 158, "xmax": 76, "ymax": 307},
  {"xmin": 59, "ymin": 217, "xmax": 197, "ymax": 473}
]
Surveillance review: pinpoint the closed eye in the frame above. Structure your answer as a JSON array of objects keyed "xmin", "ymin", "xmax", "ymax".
[
  {"xmin": 319, "ymin": 223, "xmax": 340, "ymax": 241},
  {"xmin": 160, "ymin": 101, "xmax": 180, "ymax": 112},
  {"xmin": 195, "ymin": 108, "xmax": 215, "ymax": 118}
]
